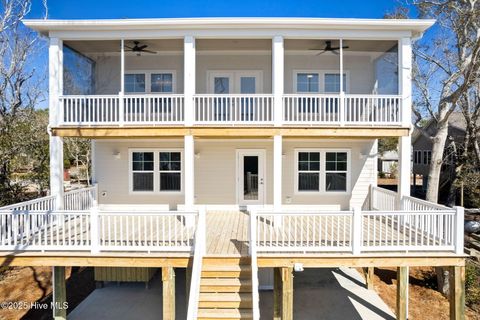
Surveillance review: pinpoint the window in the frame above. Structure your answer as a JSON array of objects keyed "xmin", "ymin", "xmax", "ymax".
[
  {"xmin": 125, "ymin": 74, "xmax": 146, "ymax": 93},
  {"xmin": 422, "ymin": 151, "xmax": 432, "ymax": 165},
  {"xmin": 151, "ymin": 73, "xmax": 173, "ymax": 93},
  {"xmin": 298, "ymin": 152, "xmax": 320, "ymax": 191},
  {"xmin": 296, "ymin": 149, "xmax": 350, "ymax": 193},
  {"xmin": 159, "ymin": 152, "xmax": 181, "ymax": 191},
  {"xmin": 130, "ymin": 149, "xmax": 182, "ymax": 193},
  {"xmin": 131, "ymin": 152, "xmax": 154, "ymax": 191},
  {"xmin": 296, "ymin": 73, "xmax": 319, "ymax": 93},
  {"xmin": 325, "ymin": 152, "xmax": 348, "ymax": 192},
  {"xmin": 125, "ymin": 71, "xmax": 175, "ymax": 93},
  {"xmin": 324, "ymin": 73, "xmax": 347, "ymax": 93}
]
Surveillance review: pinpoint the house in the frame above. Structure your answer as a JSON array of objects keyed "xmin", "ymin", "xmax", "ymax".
[
  {"xmin": 412, "ymin": 112, "xmax": 479, "ymax": 198},
  {"xmin": 0, "ymin": 17, "xmax": 466, "ymax": 320},
  {"xmin": 378, "ymin": 150, "xmax": 399, "ymax": 176}
]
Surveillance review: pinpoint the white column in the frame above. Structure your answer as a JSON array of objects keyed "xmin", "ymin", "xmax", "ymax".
[
  {"xmin": 49, "ymin": 38, "xmax": 64, "ymax": 210},
  {"xmin": 273, "ymin": 135, "xmax": 282, "ymax": 210},
  {"xmin": 184, "ymin": 36, "xmax": 196, "ymax": 126},
  {"xmin": 339, "ymin": 39, "xmax": 345, "ymax": 126},
  {"xmin": 119, "ymin": 39, "xmax": 125, "ymax": 125},
  {"xmin": 184, "ymin": 135, "xmax": 195, "ymax": 210},
  {"xmin": 399, "ymin": 37, "xmax": 412, "ymax": 128},
  {"xmin": 398, "ymin": 135, "xmax": 411, "ymax": 209},
  {"xmin": 272, "ymin": 35, "xmax": 284, "ymax": 126}
]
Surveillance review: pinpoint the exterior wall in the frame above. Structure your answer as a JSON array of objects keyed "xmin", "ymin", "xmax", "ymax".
[
  {"xmin": 91, "ymin": 53, "xmax": 376, "ymax": 95},
  {"xmin": 94, "ymin": 139, "xmax": 376, "ymax": 210}
]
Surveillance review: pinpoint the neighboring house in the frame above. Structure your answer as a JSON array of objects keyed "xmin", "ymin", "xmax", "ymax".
[
  {"xmin": 0, "ymin": 18, "xmax": 466, "ymax": 320},
  {"xmin": 378, "ymin": 150, "xmax": 398, "ymax": 176},
  {"xmin": 412, "ymin": 112, "xmax": 479, "ymax": 193}
]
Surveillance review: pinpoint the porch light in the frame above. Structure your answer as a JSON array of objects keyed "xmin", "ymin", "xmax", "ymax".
[
  {"xmin": 195, "ymin": 152, "xmax": 201, "ymax": 159},
  {"xmin": 294, "ymin": 263, "xmax": 304, "ymax": 272},
  {"xmin": 113, "ymin": 151, "xmax": 121, "ymax": 159}
]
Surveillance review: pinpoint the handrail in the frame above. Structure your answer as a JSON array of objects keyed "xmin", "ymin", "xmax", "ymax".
[
  {"xmin": 186, "ymin": 207, "xmax": 206, "ymax": 320},
  {"xmin": 63, "ymin": 185, "xmax": 97, "ymax": 211},
  {"xmin": 402, "ymin": 195, "xmax": 451, "ymax": 211},
  {"xmin": 250, "ymin": 210, "xmax": 260, "ymax": 320},
  {"xmin": 0, "ymin": 195, "xmax": 56, "ymax": 211}
]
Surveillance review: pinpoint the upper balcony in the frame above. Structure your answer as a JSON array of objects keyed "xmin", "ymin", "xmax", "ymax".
[{"xmin": 50, "ymin": 37, "xmax": 410, "ymax": 134}]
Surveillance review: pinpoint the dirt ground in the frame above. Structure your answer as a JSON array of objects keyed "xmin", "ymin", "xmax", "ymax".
[
  {"xmin": 367, "ymin": 266, "xmax": 479, "ymax": 320},
  {"xmin": 0, "ymin": 266, "xmax": 94, "ymax": 320}
]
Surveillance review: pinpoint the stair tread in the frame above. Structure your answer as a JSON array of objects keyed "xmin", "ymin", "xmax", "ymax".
[
  {"xmin": 202, "ymin": 265, "xmax": 252, "ymax": 272},
  {"xmin": 198, "ymin": 308, "xmax": 253, "ymax": 318},
  {"xmin": 201, "ymin": 278, "xmax": 251, "ymax": 285},
  {"xmin": 199, "ymin": 292, "xmax": 252, "ymax": 302}
]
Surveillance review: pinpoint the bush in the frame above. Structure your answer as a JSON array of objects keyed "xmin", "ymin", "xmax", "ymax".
[
  {"xmin": 466, "ymin": 260, "xmax": 480, "ymax": 308},
  {"xmin": 378, "ymin": 171, "xmax": 386, "ymax": 178}
]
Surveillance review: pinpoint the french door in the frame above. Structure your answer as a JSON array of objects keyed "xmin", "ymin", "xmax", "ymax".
[{"xmin": 237, "ymin": 150, "xmax": 265, "ymax": 205}]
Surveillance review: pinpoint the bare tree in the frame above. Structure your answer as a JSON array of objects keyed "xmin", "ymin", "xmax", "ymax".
[
  {"xmin": 412, "ymin": 0, "xmax": 480, "ymax": 204},
  {"xmin": 0, "ymin": 0, "xmax": 48, "ymax": 204}
]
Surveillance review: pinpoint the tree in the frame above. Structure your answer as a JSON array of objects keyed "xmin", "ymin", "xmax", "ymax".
[
  {"xmin": 411, "ymin": 0, "xmax": 480, "ymax": 204},
  {"xmin": 0, "ymin": 1, "xmax": 48, "ymax": 205},
  {"xmin": 64, "ymin": 138, "xmax": 91, "ymax": 185}
]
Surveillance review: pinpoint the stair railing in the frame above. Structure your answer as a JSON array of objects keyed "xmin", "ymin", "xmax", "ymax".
[{"xmin": 249, "ymin": 209, "xmax": 260, "ymax": 320}]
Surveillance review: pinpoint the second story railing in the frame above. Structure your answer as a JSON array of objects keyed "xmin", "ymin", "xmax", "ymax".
[{"xmin": 58, "ymin": 94, "xmax": 402, "ymax": 127}]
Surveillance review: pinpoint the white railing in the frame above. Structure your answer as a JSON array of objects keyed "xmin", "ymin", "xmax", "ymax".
[
  {"xmin": 249, "ymin": 211, "xmax": 260, "ymax": 320},
  {"xmin": 186, "ymin": 207, "xmax": 206, "ymax": 320},
  {"xmin": 60, "ymin": 95, "xmax": 184, "ymax": 125},
  {"xmin": 252, "ymin": 211, "xmax": 354, "ymax": 252},
  {"xmin": 0, "ymin": 195, "xmax": 56, "ymax": 211},
  {"xmin": 63, "ymin": 185, "xmax": 97, "ymax": 211},
  {"xmin": 95, "ymin": 210, "xmax": 198, "ymax": 252},
  {"xmin": 344, "ymin": 95, "xmax": 401, "ymax": 125},
  {"xmin": 0, "ymin": 210, "xmax": 91, "ymax": 250},
  {"xmin": 283, "ymin": 94, "xmax": 401, "ymax": 125},
  {"xmin": 370, "ymin": 186, "xmax": 398, "ymax": 211},
  {"xmin": 123, "ymin": 95, "xmax": 184, "ymax": 124},
  {"xmin": 361, "ymin": 210, "xmax": 457, "ymax": 251},
  {"xmin": 194, "ymin": 94, "xmax": 274, "ymax": 124},
  {"xmin": 283, "ymin": 94, "xmax": 341, "ymax": 123},
  {"xmin": 402, "ymin": 196, "xmax": 451, "ymax": 211}
]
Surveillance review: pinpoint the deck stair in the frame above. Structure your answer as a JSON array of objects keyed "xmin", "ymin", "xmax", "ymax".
[{"xmin": 198, "ymin": 259, "xmax": 253, "ymax": 320}]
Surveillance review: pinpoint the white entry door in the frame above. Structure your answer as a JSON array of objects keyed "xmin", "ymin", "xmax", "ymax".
[{"xmin": 237, "ymin": 150, "xmax": 265, "ymax": 205}]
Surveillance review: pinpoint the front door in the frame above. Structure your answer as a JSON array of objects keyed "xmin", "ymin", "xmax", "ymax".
[
  {"xmin": 237, "ymin": 150, "xmax": 265, "ymax": 205},
  {"xmin": 208, "ymin": 71, "xmax": 261, "ymax": 94}
]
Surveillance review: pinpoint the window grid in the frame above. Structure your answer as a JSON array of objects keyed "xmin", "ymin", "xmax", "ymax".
[
  {"xmin": 159, "ymin": 152, "xmax": 181, "ymax": 191},
  {"xmin": 325, "ymin": 152, "xmax": 348, "ymax": 192},
  {"xmin": 298, "ymin": 152, "xmax": 321, "ymax": 191},
  {"xmin": 131, "ymin": 152, "xmax": 154, "ymax": 192}
]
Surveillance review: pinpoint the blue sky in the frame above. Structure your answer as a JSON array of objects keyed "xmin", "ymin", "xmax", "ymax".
[{"xmin": 27, "ymin": 0, "xmax": 416, "ymax": 20}]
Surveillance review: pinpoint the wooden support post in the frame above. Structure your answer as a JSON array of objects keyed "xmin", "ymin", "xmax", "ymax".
[
  {"xmin": 282, "ymin": 267, "xmax": 293, "ymax": 320},
  {"xmin": 162, "ymin": 267, "xmax": 175, "ymax": 320},
  {"xmin": 52, "ymin": 266, "xmax": 67, "ymax": 320},
  {"xmin": 364, "ymin": 267, "xmax": 374, "ymax": 290},
  {"xmin": 273, "ymin": 268, "xmax": 282, "ymax": 320},
  {"xmin": 396, "ymin": 266, "xmax": 408, "ymax": 320},
  {"xmin": 449, "ymin": 266, "xmax": 465, "ymax": 320},
  {"xmin": 274, "ymin": 267, "xmax": 293, "ymax": 320}
]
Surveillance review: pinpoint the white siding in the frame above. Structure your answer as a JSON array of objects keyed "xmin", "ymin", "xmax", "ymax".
[{"xmin": 94, "ymin": 139, "xmax": 376, "ymax": 210}]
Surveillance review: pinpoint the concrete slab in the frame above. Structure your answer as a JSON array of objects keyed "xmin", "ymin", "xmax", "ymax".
[
  {"xmin": 68, "ymin": 268, "xmax": 187, "ymax": 320},
  {"xmin": 259, "ymin": 267, "xmax": 395, "ymax": 320},
  {"xmin": 69, "ymin": 267, "xmax": 394, "ymax": 320}
]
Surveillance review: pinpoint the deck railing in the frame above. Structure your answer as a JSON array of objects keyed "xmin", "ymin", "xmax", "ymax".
[
  {"xmin": 370, "ymin": 186, "xmax": 398, "ymax": 211},
  {"xmin": 187, "ymin": 207, "xmax": 206, "ymax": 320},
  {"xmin": 63, "ymin": 185, "xmax": 97, "ymax": 211},
  {"xmin": 0, "ymin": 195, "xmax": 56, "ymax": 211},
  {"xmin": 250, "ymin": 205, "xmax": 463, "ymax": 255},
  {"xmin": 60, "ymin": 95, "xmax": 184, "ymax": 125},
  {"xmin": 283, "ymin": 94, "xmax": 401, "ymax": 125},
  {"xmin": 194, "ymin": 94, "xmax": 274, "ymax": 124},
  {"xmin": 59, "ymin": 93, "xmax": 403, "ymax": 127}
]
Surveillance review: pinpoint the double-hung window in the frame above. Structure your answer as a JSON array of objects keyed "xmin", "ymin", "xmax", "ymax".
[
  {"xmin": 296, "ymin": 149, "xmax": 350, "ymax": 193},
  {"xmin": 130, "ymin": 150, "xmax": 182, "ymax": 193},
  {"xmin": 124, "ymin": 71, "xmax": 175, "ymax": 93},
  {"xmin": 131, "ymin": 152, "xmax": 154, "ymax": 191},
  {"xmin": 324, "ymin": 73, "xmax": 347, "ymax": 93},
  {"xmin": 298, "ymin": 152, "xmax": 321, "ymax": 191},
  {"xmin": 296, "ymin": 73, "xmax": 320, "ymax": 93},
  {"xmin": 325, "ymin": 152, "xmax": 348, "ymax": 192}
]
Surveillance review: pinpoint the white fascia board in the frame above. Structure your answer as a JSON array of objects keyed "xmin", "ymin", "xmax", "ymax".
[
  {"xmin": 47, "ymin": 28, "xmax": 414, "ymax": 41},
  {"xmin": 23, "ymin": 17, "xmax": 435, "ymax": 37}
]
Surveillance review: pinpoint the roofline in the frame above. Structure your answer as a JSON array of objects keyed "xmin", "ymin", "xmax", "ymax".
[{"xmin": 23, "ymin": 17, "xmax": 435, "ymax": 37}]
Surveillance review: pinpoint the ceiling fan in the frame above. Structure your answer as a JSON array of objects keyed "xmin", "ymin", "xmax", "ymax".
[
  {"xmin": 309, "ymin": 40, "xmax": 349, "ymax": 55},
  {"xmin": 125, "ymin": 41, "xmax": 157, "ymax": 55}
]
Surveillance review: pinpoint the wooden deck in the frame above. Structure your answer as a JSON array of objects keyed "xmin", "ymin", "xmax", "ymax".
[{"xmin": 205, "ymin": 211, "xmax": 250, "ymax": 256}]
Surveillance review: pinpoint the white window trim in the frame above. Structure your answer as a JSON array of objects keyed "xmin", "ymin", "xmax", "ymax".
[
  {"xmin": 293, "ymin": 70, "xmax": 351, "ymax": 94},
  {"xmin": 294, "ymin": 148, "xmax": 351, "ymax": 195},
  {"xmin": 128, "ymin": 148, "xmax": 184, "ymax": 195},
  {"xmin": 124, "ymin": 70, "xmax": 177, "ymax": 94}
]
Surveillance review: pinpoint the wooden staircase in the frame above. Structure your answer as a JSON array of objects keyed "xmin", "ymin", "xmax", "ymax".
[{"xmin": 197, "ymin": 258, "xmax": 253, "ymax": 320}]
